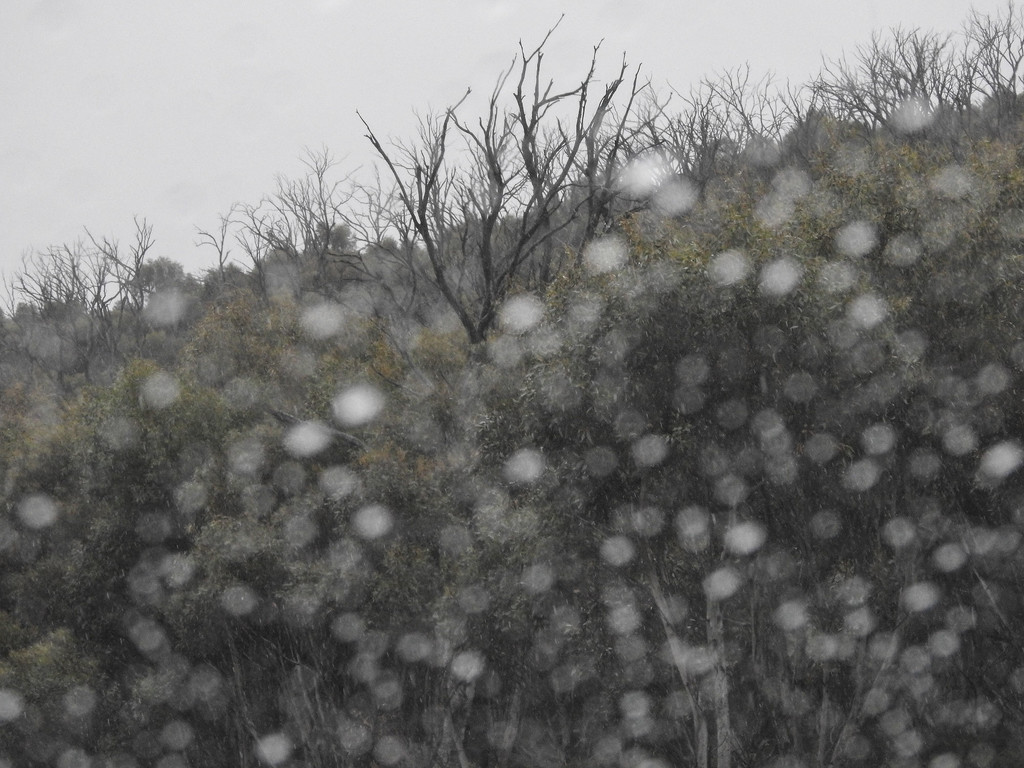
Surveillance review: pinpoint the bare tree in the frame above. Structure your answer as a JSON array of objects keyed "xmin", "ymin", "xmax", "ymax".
[
  {"xmin": 359, "ymin": 25, "xmax": 645, "ymax": 344},
  {"xmin": 6, "ymin": 218, "xmax": 155, "ymax": 387},
  {"xmin": 195, "ymin": 213, "xmax": 234, "ymax": 287},
  {"xmin": 629, "ymin": 66, "xmax": 804, "ymax": 203},
  {"xmin": 812, "ymin": 27, "xmax": 978, "ymax": 132},
  {"xmin": 965, "ymin": 2, "xmax": 1024, "ymax": 124},
  {"xmin": 229, "ymin": 148, "xmax": 360, "ymax": 299}
]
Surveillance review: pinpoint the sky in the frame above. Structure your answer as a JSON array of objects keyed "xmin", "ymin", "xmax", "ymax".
[{"xmin": 0, "ymin": 0, "xmax": 1015, "ymax": 282}]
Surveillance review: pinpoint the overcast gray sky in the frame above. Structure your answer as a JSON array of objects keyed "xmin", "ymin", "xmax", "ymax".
[{"xmin": 0, "ymin": 0, "xmax": 1012, "ymax": 281}]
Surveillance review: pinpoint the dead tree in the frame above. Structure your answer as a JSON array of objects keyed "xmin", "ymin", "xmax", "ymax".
[
  {"xmin": 812, "ymin": 27, "xmax": 978, "ymax": 133},
  {"xmin": 229, "ymin": 148, "xmax": 360, "ymax": 299},
  {"xmin": 359, "ymin": 25, "xmax": 645, "ymax": 344}
]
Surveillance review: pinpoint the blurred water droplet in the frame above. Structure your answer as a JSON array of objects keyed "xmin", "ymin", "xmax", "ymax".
[
  {"xmin": 931, "ymin": 165, "xmax": 976, "ymax": 200},
  {"xmin": 848, "ymin": 293, "xmax": 888, "ymax": 329},
  {"xmin": 843, "ymin": 458, "xmax": 881, "ymax": 492},
  {"xmin": 332, "ymin": 612, "xmax": 365, "ymax": 642},
  {"xmin": 891, "ymin": 96, "xmax": 933, "ymax": 133},
  {"xmin": 835, "ymin": 220, "xmax": 877, "ymax": 258},
  {"xmin": 883, "ymin": 517, "xmax": 916, "ymax": 548},
  {"xmin": 63, "ymin": 685, "xmax": 97, "ymax": 718},
  {"xmin": 654, "ymin": 177, "xmax": 697, "ymax": 216},
  {"xmin": 627, "ymin": 505, "xmax": 665, "ymax": 537},
  {"xmin": 320, "ymin": 465, "xmax": 360, "ymax": 499},
  {"xmin": 975, "ymin": 362, "xmax": 1010, "ymax": 395},
  {"xmin": 283, "ymin": 420, "xmax": 334, "ymax": 458},
  {"xmin": 844, "ymin": 607, "xmax": 875, "ymax": 637},
  {"xmin": 942, "ymin": 423, "xmax": 977, "ymax": 456},
  {"xmin": 397, "ymin": 632, "xmax": 433, "ymax": 663},
  {"xmin": 17, "ymin": 493, "xmax": 59, "ymax": 529},
  {"xmin": 928, "ymin": 630, "xmax": 960, "ymax": 660},
  {"xmin": 300, "ymin": 301, "xmax": 345, "ymax": 339},
  {"xmin": 601, "ymin": 535, "xmax": 636, "ymax": 567},
  {"xmin": 758, "ymin": 258, "xmax": 802, "ymax": 297},
  {"xmin": 676, "ymin": 506, "xmax": 710, "ymax": 552},
  {"xmin": 0, "ymin": 689, "xmax": 24, "ymax": 722},
  {"xmin": 774, "ymin": 600, "xmax": 808, "ymax": 631},
  {"xmin": 499, "ymin": 294, "xmax": 544, "ymax": 334},
  {"xmin": 607, "ymin": 602, "xmax": 641, "ymax": 634},
  {"xmin": 161, "ymin": 720, "xmax": 195, "ymax": 751},
  {"xmin": 884, "ymin": 232, "xmax": 923, "ymax": 266},
  {"xmin": 374, "ymin": 735, "xmax": 408, "ymax": 766},
  {"xmin": 818, "ymin": 260, "xmax": 858, "ymax": 293},
  {"xmin": 256, "ymin": 732, "xmax": 293, "ymax": 765},
  {"xmin": 451, "ymin": 650, "xmax": 485, "ymax": 682},
  {"xmin": 353, "ymin": 504, "xmax": 393, "ymax": 539},
  {"xmin": 631, "ymin": 434, "xmax": 668, "ymax": 467},
  {"xmin": 932, "ymin": 542, "xmax": 967, "ymax": 572},
  {"xmin": 584, "ymin": 235, "xmax": 628, "ymax": 274},
  {"xmin": 333, "ymin": 384, "xmax": 385, "ymax": 426},
  {"xmin": 618, "ymin": 154, "xmax": 668, "ymax": 198},
  {"xmin": 504, "ymin": 447, "xmax": 545, "ymax": 484},
  {"xmin": 708, "ymin": 249, "xmax": 750, "ymax": 286},
  {"xmin": 723, "ymin": 521, "xmax": 766, "ymax": 555},
  {"xmin": 703, "ymin": 567, "xmax": 741, "ymax": 601},
  {"xmin": 978, "ymin": 440, "xmax": 1023, "ymax": 482},
  {"xmin": 140, "ymin": 371, "xmax": 180, "ymax": 409},
  {"xmin": 902, "ymin": 581, "xmax": 941, "ymax": 612},
  {"xmin": 144, "ymin": 288, "xmax": 188, "ymax": 327},
  {"xmin": 804, "ymin": 433, "xmax": 838, "ymax": 464},
  {"xmin": 861, "ymin": 423, "xmax": 896, "ymax": 455},
  {"xmin": 221, "ymin": 584, "xmax": 259, "ymax": 617}
]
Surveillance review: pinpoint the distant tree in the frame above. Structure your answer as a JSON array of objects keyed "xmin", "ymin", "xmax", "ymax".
[
  {"xmin": 5, "ymin": 218, "xmax": 155, "ymax": 389},
  {"xmin": 359, "ymin": 24, "xmax": 646, "ymax": 344},
  {"xmin": 227, "ymin": 148, "xmax": 361, "ymax": 300}
]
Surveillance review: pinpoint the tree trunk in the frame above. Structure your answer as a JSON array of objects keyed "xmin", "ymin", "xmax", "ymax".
[{"xmin": 707, "ymin": 597, "xmax": 731, "ymax": 768}]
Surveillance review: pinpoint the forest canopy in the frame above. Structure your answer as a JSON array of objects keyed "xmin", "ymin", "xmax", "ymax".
[{"xmin": 5, "ymin": 5, "xmax": 1024, "ymax": 767}]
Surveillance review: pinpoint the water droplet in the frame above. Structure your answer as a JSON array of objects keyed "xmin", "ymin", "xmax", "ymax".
[
  {"xmin": 708, "ymin": 249, "xmax": 750, "ymax": 286},
  {"xmin": 256, "ymin": 732, "xmax": 294, "ymax": 765},
  {"xmin": 703, "ymin": 567, "xmax": 741, "ymax": 601},
  {"xmin": 978, "ymin": 440, "xmax": 1023, "ymax": 481},
  {"xmin": 144, "ymin": 288, "xmax": 188, "ymax": 327},
  {"xmin": 861, "ymin": 423, "xmax": 896, "ymax": 455},
  {"xmin": 835, "ymin": 220, "xmax": 877, "ymax": 258},
  {"xmin": 300, "ymin": 302, "xmax": 345, "ymax": 339},
  {"xmin": 221, "ymin": 584, "xmax": 259, "ymax": 617},
  {"xmin": 883, "ymin": 517, "xmax": 916, "ymax": 548},
  {"xmin": 774, "ymin": 600, "xmax": 808, "ymax": 631},
  {"xmin": 901, "ymin": 581, "xmax": 941, "ymax": 612},
  {"xmin": 353, "ymin": 504, "xmax": 393, "ymax": 540},
  {"xmin": 17, "ymin": 493, "xmax": 59, "ymax": 529},
  {"xmin": 758, "ymin": 258, "xmax": 803, "ymax": 297},
  {"xmin": 601, "ymin": 535, "xmax": 636, "ymax": 567},
  {"xmin": 942, "ymin": 424, "xmax": 977, "ymax": 456},
  {"xmin": 0, "ymin": 692, "xmax": 24, "ymax": 720},
  {"xmin": 843, "ymin": 458, "xmax": 881, "ymax": 492},
  {"xmin": 891, "ymin": 96, "xmax": 933, "ymax": 133},
  {"xmin": 283, "ymin": 421, "xmax": 334, "ymax": 458},
  {"xmin": 140, "ymin": 371, "xmax": 180, "ymax": 409},
  {"xmin": 499, "ymin": 294, "xmax": 544, "ymax": 334},
  {"xmin": 884, "ymin": 232, "xmax": 923, "ymax": 266},
  {"xmin": 584, "ymin": 235, "xmax": 628, "ymax": 274},
  {"xmin": 451, "ymin": 650, "xmax": 485, "ymax": 682},
  {"xmin": 723, "ymin": 521, "xmax": 766, "ymax": 555},
  {"xmin": 503, "ymin": 448, "xmax": 545, "ymax": 484},
  {"xmin": 932, "ymin": 542, "xmax": 967, "ymax": 572},
  {"xmin": 631, "ymin": 434, "xmax": 668, "ymax": 467},
  {"xmin": 333, "ymin": 384, "xmax": 385, "ymax": 426}
]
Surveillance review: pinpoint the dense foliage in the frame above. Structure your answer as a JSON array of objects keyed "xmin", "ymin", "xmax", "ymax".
[{"xmin": 5, "ymin": 7, "xmax": 1024, "ymax": 767}]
